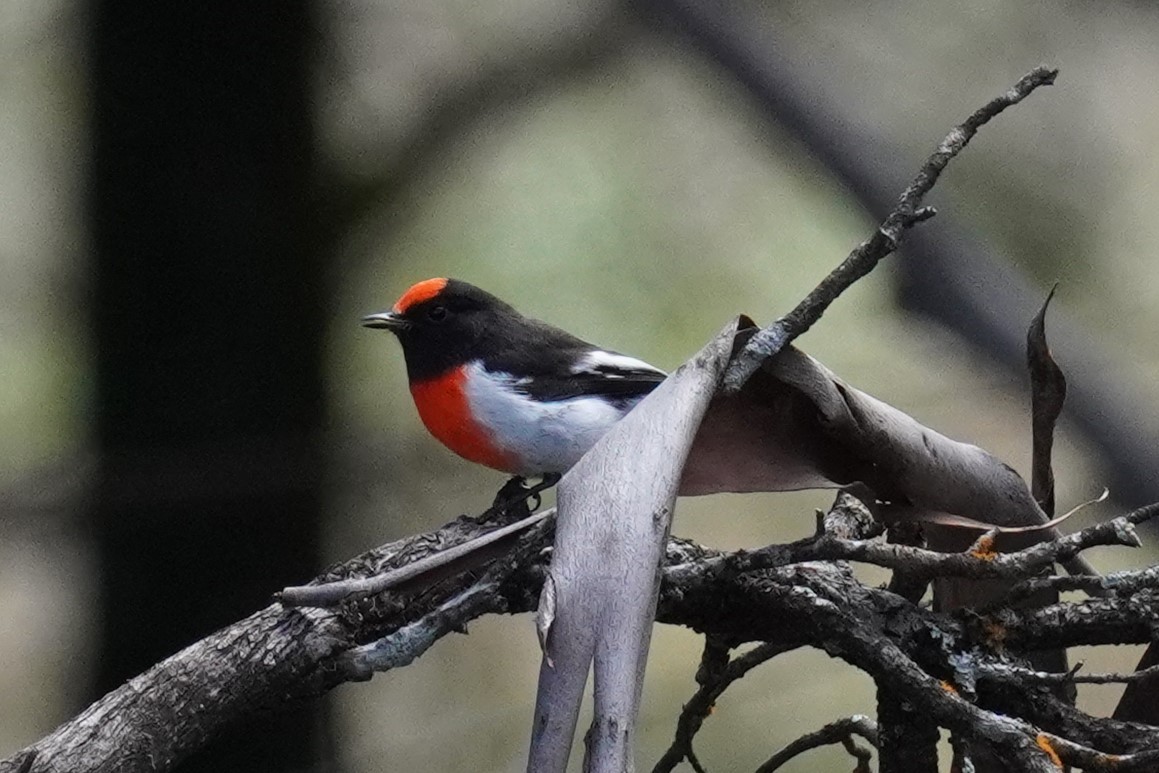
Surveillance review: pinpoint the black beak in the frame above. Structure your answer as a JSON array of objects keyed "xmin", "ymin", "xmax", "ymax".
[{"xmin": 361, "ymin": 311, "xmax": 409, "ymax": 331}]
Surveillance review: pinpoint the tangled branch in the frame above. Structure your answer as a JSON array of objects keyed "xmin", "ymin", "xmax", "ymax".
[{"xmin": 6, "ymin": 493, "xmax": 1158, "ymax": 773}]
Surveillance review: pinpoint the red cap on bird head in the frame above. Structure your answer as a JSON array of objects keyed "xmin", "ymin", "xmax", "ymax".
[{"xmin": 393, "ymin": 278, "xmax": 449, "ymax": 314}]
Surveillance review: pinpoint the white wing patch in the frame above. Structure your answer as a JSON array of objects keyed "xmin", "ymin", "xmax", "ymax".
[{"xmin": 572, "ymin": 350, "xmax": 665, "ymax": 378}]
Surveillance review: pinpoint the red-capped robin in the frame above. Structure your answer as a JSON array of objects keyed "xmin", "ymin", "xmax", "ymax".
[{"xmin": 362, "ymin": 277, "xmax": 666, "ymax": 477}]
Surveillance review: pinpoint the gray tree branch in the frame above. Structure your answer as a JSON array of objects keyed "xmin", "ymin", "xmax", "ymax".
[{"xmin": 6, "ymin": 497, "xmax": 1159, "ymax": 773}]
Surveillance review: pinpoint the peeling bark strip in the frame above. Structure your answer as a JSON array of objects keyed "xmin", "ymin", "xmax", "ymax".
[
  {"xmin": 527, "ymin": 321, "xmax": 739, "ymax": 772},
  {"xmin": 686, "ymin": 328, "xmax": 1063, "ymax": 533}
]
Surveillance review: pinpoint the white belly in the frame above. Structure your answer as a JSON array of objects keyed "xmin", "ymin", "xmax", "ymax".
[{"xmin": 462, "ymin": 361, "xmax": 639, "ymax": 475}]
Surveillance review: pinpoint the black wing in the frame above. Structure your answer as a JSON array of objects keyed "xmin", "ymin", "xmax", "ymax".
[
  {"xmin": 516, "ymin": 354, "xmax": 666, "ymax": 403},
  {"xmin": 482, "ymin": 315, "xmax": 667, "ymax": 404}
]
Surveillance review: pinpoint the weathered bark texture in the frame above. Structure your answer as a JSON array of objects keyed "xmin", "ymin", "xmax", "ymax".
[{"xmin": 5, "ymin": 500, "xmax": 1158, "ymax": 773}]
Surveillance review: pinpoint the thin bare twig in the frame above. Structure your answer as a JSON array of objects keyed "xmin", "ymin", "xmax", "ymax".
[
  {"xmin": 723, "ymin": 66, "xmax": 1058, "ymax": 392},
  {"xmin": 652, "ymin": 640, "xmax": 800, "ymax": 773},
  {"xmin": 754, "ymin": 715, "xmax": 878, "ymax": 773},
  {"xmin": 665, "ymin": 503, "xmax": 1158, "ymax": 587},
  {"xmin": 279, "ymin": 475, "xmax": 560, "ymax": 607},
  {"xmin": 979, "ymin": 661, "xmax": 1159, "ymax": 687},
  {"xmin": 339, "ymin": 519, "xmax": 552, "ymax": 678},
  {"xmin": 278, "ymin": 508, "xmax": 554, "ymax": 607},
  {"xmin": 1044, "ymin": 733, "xmax": 1159, "ymax": 772},
  {"xmin": 1001, "ymin": 564, "xmax": 1159, "ymax": 604}
]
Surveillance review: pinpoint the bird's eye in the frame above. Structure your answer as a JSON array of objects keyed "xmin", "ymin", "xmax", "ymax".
[{"xmin": 427, "ymin": 304, "xmax": 448, "ymax": 322}]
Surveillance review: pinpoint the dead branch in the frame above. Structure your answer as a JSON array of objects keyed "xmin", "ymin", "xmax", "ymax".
[
  {"xmin": 722, "ymin": 66, "xmax": 1058, "ymax": 392},
  {"xmin": 652, "ymin": 639, "xmax": 801, "ymax": 773},
  {"xmin": 665, "ymin": 503, "xmax": 1157, "ymax": 587},
  {"xmin": 6, "ymin": 496, "xmax": 1159, "ymax": 773}
]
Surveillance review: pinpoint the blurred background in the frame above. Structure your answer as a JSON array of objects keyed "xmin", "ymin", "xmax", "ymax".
[{"xmin": 3, "ymin": 0, "xmax": 1159, "ymax": 770}]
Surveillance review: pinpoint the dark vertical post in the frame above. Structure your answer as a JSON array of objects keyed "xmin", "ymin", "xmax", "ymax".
[{"xmin": 88, "ymin": 2, "xmax": 328, "ymax": 770}]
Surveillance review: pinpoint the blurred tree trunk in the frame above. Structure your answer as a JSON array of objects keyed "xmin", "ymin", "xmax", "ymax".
[{"xmin": 88, "ymin": 2, "xmax": 331, "ymax": 771}]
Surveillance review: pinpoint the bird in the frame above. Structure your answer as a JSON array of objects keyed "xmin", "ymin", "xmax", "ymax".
[{"xmin": 362, "ymin": 277, "xmax": 667, "ymax": 479}]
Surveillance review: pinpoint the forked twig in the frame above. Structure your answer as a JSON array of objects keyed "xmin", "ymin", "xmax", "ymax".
[
  {"xmin": 755, "ymin": 715, "xmax": 879, "ymax": 773},
  {"xmin": 652, "ymin": 640, "xmax": 800, "ymax": 773},
  {"xmin": 724, "ymin": 66, "xmax": 1059, "ymax": 391}
]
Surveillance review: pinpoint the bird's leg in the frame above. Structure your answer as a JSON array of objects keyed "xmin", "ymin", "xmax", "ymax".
[
  {"xmin": 524, "ymin": 473, "xmax": 561, "ymax": 511},
  {"xmin": 492, "ymin": 475, "xmax": 530, "ymax": 511},
  {"xmin": 481, "ymin": 473, "xmax": 562, "ymax": 525}
]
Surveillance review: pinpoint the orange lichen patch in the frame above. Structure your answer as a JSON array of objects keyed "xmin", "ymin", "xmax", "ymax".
[
  {"xmin": 393, "ymin": 277, "xmax": 448, "ymax": 313},
  {"xmin": 1035, "ymin": 734, "xmax": 1064, "ymax": 769},
  {"xmin": 970, "ymin": 533, "xmax": 998, "ymax": 561},
  {"xmin": 409, "ymin": 365, "xmax": 518, "ymax": 473},
  {"xmin": 940, "ymin": 680, "xmax": 958, "ymax": 695}
]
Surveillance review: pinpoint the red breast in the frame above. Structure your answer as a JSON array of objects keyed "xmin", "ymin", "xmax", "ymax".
[{"xmin": 409, "ymin": 364, "xmax": 519, "ymax": 473}]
